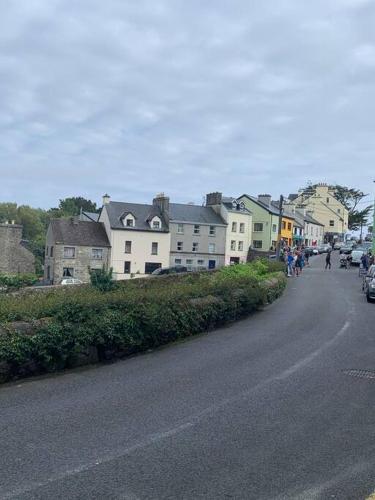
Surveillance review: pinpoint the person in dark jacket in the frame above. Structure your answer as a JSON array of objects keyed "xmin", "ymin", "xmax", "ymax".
[{"xmin": 325, "ymin": 250, "xmax": 332, "ymax": 270}]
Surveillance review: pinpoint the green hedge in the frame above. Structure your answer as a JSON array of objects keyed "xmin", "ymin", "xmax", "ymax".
[
  {"xmin": 0, "ymin": 261, "xmax": 287, "ymax": 381},
  {"xmin": 0, "ymin": 273, "xmax": 38, "ymax": 291}
]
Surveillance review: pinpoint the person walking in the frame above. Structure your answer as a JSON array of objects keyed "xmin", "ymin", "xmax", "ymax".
[
  {"xmin": 287, "ymin": 252, "xmax": 294, "ymax": 277},
  {"xmin": 325, "ymin": 250, "xmax": 332, "ymax": 270},
  {"xmin": 295, "ymin": 251, "xmax": 303, "ymax": 276}
]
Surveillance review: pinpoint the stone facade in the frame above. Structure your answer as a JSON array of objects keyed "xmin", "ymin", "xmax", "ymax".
[
  {"xmin": 0, "ymin": 223, "xmax": 35, "ymax": 274},
  {"xmin": 44, "ymin": 243, "xmax": 110, "ymax": 284}
]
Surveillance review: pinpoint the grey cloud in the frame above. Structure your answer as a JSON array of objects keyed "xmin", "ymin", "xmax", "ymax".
[{"xmin": 1, "ymin": 0, "xmax": 375, "ymax": 209}]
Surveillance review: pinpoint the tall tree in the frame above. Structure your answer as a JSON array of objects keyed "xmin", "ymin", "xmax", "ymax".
[
  {"xmin": 54, "ymin": 197, "xmax": 97, "ymax": 217},
  {"xmin": 332, "ymin": 185, "xmax": 373, "ymax": 231}
]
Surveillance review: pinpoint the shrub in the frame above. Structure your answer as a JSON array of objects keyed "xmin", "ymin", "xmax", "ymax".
[
  {"xmin": 89, "ymin": 266, "xmax": 116, "ymax": 292},
  {"xmin": 0, "ymin": 273, "xmax": 38, "ymax": 291},
  {"xmin": 0, "ymin": 262, "xmax": 287, "ymax": 381}
]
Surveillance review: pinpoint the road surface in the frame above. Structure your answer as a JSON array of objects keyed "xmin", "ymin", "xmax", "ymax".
[{"xmin": 1, "ymin": 253, "xmax": 375, "ymax": 499}]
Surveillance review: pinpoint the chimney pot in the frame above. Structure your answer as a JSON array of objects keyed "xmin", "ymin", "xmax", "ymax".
[{"xmin": 102, "ymin": 194, "xmax": 110, "ymax": 205}]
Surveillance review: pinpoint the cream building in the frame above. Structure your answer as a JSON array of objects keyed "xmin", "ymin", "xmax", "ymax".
[
  {"xmin": 285, "ymin": 184, "xmax": 348, "ymax": 243},
  {"xmin": 99, "ymin": 194, "xmax": 171, "ymax": 279},
  {"xmin": 206, "ymin": 193, "xmax": 253, "ymax": 264}
]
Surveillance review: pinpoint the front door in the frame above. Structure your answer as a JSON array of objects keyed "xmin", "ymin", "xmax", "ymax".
[{"xmin": 208, "ymin": 260, "xmax": 216, "ymax": 269}]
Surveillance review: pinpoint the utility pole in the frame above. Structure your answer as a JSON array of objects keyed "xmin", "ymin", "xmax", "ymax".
[
  {"xmin": 372, "ymin": 181, "xmax": 375, "ymax": 255},
  {"xmin": 276, "ymin": 194, "xmax": 284, "ymax": 259}
]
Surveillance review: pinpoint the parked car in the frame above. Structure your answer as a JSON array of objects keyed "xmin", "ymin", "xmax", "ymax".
[
  {"xmin": 351, "ymin": 248, "xmax": 365, "ymax": 265},
  {"xmin": 333, "ymin": 242, "xmax": 344, "ymax": 250},
  {"xmin": 366, "ymin": 277, "xmax": 375, "ymax": 302},
  {"xmin": 339, "ymin": 245, "xmax": 353, "ymax": 254},
  {"xmin": 151, "ymin": 265, "xmax": 188, "ymax": 276},
  {"xmin": 60, "ymin": 278, "xmax": 83, "ymax": 285},
  {"xmin": 363, "ymin": 265, "xmax": 375, "ymax": 292},
  {"xmin": 318, "ymin": 245, "xmax": 331, "ymax": 254}
]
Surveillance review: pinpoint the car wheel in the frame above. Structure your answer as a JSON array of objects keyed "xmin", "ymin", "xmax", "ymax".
[{"xmin": 367, "ymin": 294, "xmax": 373, "ymax": 303}]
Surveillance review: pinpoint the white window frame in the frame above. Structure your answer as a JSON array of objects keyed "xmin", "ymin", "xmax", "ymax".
[
  {"xmin": 177, "ymin": 241, "xmax": 183, "ymax": 251},
  {"xmin": 177, "ymin": 223, "xmax": 184, "ymax": 234},
  {"xmin": 151, "ymin": 242, "xmax": 158, "ymax": 255},
  {"xmin": 63, "ymin": 246, "xmax": 75, "ymax": 259},
  {"xmin": 254, "ymin": 223, "xmax": 263, "ymax": 232},
  {"xmin": 194, "ymin": 225, "xmax": 200, "ymax": 234},
  {"xmin": 232, "ymin": 222, "xmax": 237, "ymax": 232},
  {"xmin": 208, "ymin": 243, "xmax": 216, "ymax": 254},
  {"xmin": 239, "ymin": 223, "xmax": 245, "ymax": 233},
  {"xmin": 192, "ymin": 242, "xmax": 199, "ymax": 252}
]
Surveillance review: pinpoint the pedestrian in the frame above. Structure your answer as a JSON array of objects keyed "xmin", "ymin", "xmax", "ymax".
[
  {"xmin": 295, "ymin": 252, "xmax": 303, "ymax": 276},
  {"xmin": 325, "ymin": 250, "xmax": 331, "ymax": 270},
  {"xmin": 287, "ymin": 252, "xmax": 294, "ymax": 277},
  {"xmin": 361, "ymin": 252, "xmax": 369, "ymax": 271},
  {"xmin": 304, "ymin": 249, "xmax": 310, "ymax": 266}
]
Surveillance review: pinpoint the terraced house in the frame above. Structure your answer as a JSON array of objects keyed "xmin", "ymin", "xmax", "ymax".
[{"xmin": 238, "ymin": 194, "xmax": 280, "ymax": 252}]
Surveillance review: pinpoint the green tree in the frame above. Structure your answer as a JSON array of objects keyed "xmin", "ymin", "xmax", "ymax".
[
  {"xmin": 332, "ymin": 185, "xmax": 373, "ymax": 231},
  {"xmin": 52, "ymin": 197, "xmax": 97, "ymax": 217},
  {"xmin": 0, "ymin": 203, "xmax": 18, "ymax": 223}
]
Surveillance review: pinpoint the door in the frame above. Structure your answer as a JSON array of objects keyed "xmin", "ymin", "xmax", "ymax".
[{"xmin": 208, "ymin": 260, "xmax": 216, "ymax": 269}]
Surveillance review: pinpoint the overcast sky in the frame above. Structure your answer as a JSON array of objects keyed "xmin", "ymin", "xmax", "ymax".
[{"xmin": 1, "ymin": 0, "xmax": 375, "ymax": 209}]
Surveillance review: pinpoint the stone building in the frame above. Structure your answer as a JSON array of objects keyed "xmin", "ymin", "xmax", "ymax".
[
  {"xmin": 44, "ymin": 218, "xmax": 110, "ymax": 284},
  {"xmin": 0, "ymin": 222, "xmax": 35, "ymax": 274}
]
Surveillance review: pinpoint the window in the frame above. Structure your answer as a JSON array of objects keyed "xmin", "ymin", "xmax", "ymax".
[
  {"xmin": 92, "ymin": 248, "xmax": 103, "ymax": 260},
  {"xmin": 337, "ymin": 208, "xmax": 341, "ymax": 214},
  {"xmin": 253, "ymin": 240, "xmax": 263, "ymax": 249},
  {"xmin": 50, "ymin": 246, "xmax": 54, "ymax": 257},
  {"xmin": 208, "ymin": 243, "xmax": 216, "ymax": 253},
  {"xmin": 126, "ymin": 218, "xmax": 134, "ymax": 227},
  {"xmin": 63, "ymin": 247, "xmax": 75, "ymax": 258},
  {"xmin": 46, "ymin": 246, "xmax": 49, "ymax": 256},
  {"xmin": 152, "ymin": 220, "xmax": 160, "ymax": 229},
  {"xmin": 151, "ymin": 242, "xmax": 158, "ymax": 255},
  {"xmin": 145, "ymin": 262, "xmax": 161, "ymax": 274},
  {"xmin": 329, "ymin": 220, "xmax": 334, "ymax": 227},
  {"xmin": 282, "ymin": 221, "xmax": 286, "ymax": 230},
  {"xmin": 124, "ymin": 261, "xmax": 131, "ymax": 274},
  {"xmin": 239, "ymin": 223, "xmax": 245, "ymax": 233},
  {"xmin": 177, "ymin": 241, "xmax": 183, "ymax": 251},
  {"xmin": 254, "ymin": 223, "xmax": 263, "ymax": 232},
  {"xmin": 272, "ymin": 224, "xmax": 277, "ymax": 233},
  {"xmin": 197, "ymin": 259, "xmax": 204, "ymax": 265},
  {"xmin": 231, "ymin": 240, "xmax": 236, "ymax": 251},
  {"xmin": 194, "ymin": 225, "xmax": 200, "ymax": 234},
  {"xmin": 186, "ymin": 259, "xmax": 193, "ymax": 265},
  {"xmin": 125, "ymin": 241, "xmax": 132, "ymax": 253},
  {"xmin": 287, "ymin": 222, "xmax": 292, "ymax": 231},
  {"xmin": 232, "ymin": 222, "xmax": 237, "ymax": 232},
  {"xmin": 192, "ymin": 242, "xmax": 199, "ymax": 252},
  {"xmin": 177, "ymin": 223, "xmax": 184, "ymax": 234},
  {"xmin": 63, "ymin": 267, "xmax": 74, "ymax": 277},
  {"xmin": 175, "ymin": 258, "xmax": 182, "ymax": 265},
  {"xmin": 326, "ymin": 198, "xmax": 329, "ymax": 203},
  {"xmin": 209, "ymin": 225, "xmax": 216, "ymax": 236},
  {"xmin": 238, "ymin": 241, "xmax": 244, "ymax": 251}
]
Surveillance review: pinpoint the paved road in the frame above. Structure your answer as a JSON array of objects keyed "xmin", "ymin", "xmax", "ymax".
[{"xmin": 1, "ymin": 253, "xmax": 375, "ymax": 500}]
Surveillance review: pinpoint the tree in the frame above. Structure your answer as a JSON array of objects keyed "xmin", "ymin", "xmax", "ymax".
[
  {"xmin": 332, "ymin": 185, "xmax": 373, "ymax": 231},
  {"xmin": 53, "ymin": 197, "xmax": 98, "ymax": 217},
  {"xmin": 0, "ymin": 203, "xmax": 18, "ymax": 223}
]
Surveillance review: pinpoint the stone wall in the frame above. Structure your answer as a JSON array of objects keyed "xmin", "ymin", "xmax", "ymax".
[
  {"xmin": 45, "ymin": 244, "xmax": 110, "ymax": 284},
  {"xmin": 0, "ymin": 223, "xmax": 35, "ymax": 274}
]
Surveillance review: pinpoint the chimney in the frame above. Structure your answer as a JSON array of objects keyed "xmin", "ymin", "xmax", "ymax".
[
  {"xmin": 206, "ymin": 192, "xmax": 222, "ymax": 206},
  {"xmin": 102, "ymin": 193, "xmax": 110, "ymax": 205},
  {"xmin": 258, "ymin": 194, "xmax": 271, "ymax": 206},
  {"xmin": 153, "ymin": 193, "xmax": 170, "ymax": 217},
  {"xmin": 70, "ymin": 216, "xmax": 79, "ymax": 225}
]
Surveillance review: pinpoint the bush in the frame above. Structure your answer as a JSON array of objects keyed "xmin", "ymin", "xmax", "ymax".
[
  {"xmin": 0, "ymin": 263, "xmax": 287, "ymax": 381},
  {"xmin": 89, "ymin": 266, "xmax": 116, "ymax": 292},
  {"xmin": 0, "ymin": 273, "xmax": 38, "ymax": 291}
]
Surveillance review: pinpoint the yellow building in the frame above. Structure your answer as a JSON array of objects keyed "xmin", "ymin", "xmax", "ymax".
[{"xmin": 281, "ymin": 215, "xmax": 294, "ymax": 247}]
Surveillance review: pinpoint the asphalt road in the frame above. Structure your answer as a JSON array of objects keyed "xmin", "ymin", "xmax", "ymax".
[{"xmin": 1, "ymin": 253, "xmax": 375, "ymax": 500}]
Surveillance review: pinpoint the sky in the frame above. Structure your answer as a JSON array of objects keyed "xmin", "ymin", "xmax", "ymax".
[{"xmin": 1, "ymin": 0, "xmax": 375, "ymax": 209}]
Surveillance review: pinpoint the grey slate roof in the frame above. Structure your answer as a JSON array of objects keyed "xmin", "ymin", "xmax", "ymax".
[
  {"xmin": 240, "ymin": 194, "xmax": 281, "ymax": 216},
  {"xmin": 104, "ymin": 202, "xmax": 169, "ymax": 232},
  {"xmin": 51, "ymin": 218, "xmax": 110, "ymax": 247},
  {"xmin": 169, "ymin": 203, "xmax": 226, "ymax": 224},
  {"xmin": 80, "ymin": 211, "xmax": 100, "ymax": 222},
  {"xmin": 222, "ymin": 197, "xmax": 252, "ymax": 214},
  {"xmin": 303, "ymin": 213, "xmax": 325, "ymax": 226}
]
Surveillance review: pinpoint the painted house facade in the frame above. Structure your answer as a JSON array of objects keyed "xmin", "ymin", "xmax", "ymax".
[
  {"xmin": 238, "ymin": 194, "xmax": 279, "ymax": 252},
  {"xmin": 44, "ymin": 218, "xmax": 110, "ymax": 284},
  {"xmin": 169, "ymin": 202, "xmax": 227, "ymax": 270},
  {"xmin": 285, "ymin": 184, "xmax": 348, "ymax": 242},
  {"xmin": 99, "ymin": 194, "xmax": 171, "ymax": 279},
  {"xmin": 206, "ymin": 193, "xmax": 252, "ymax": 264}
]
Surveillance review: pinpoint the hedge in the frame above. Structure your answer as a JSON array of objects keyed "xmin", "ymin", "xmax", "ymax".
[
  {"xmin": 0, "ymin": 273, "xmax": 38, "ymax": 291},
  {"xmin": 0, "ymin": 261, "xmax": 287, "ymax": 382}
]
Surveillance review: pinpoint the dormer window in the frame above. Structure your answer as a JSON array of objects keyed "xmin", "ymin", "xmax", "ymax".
[
  {"xmin": 150, "ymin": 216, "xmax": 162, "ymax": 229},
  {"xmin": 121, "ymin": 212, "xmax": 136, "ymax": 227},
  {"xmin": 126, "ymin": 218, "xmax": 134, "ymax": 227}
]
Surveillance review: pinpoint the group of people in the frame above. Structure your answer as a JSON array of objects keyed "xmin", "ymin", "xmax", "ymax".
[{"xmin": 283, "ymin": 247, "xmax": 308, "ymax": 277}]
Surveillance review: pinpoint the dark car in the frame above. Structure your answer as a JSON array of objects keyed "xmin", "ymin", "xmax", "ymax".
[
  {"xmin": 304, "ymin": 247, "xmax": 315, "ymax": 257},
  {"xmin": 366, "ymin": 277, "xmax": 375, "ymax": 302},
  {"xmin": 151, "ymin": 265, "xmax": 188, "ymax": 276},
  {"xmin": 339, "ymin": 245, "xmax": 353, "ymax": 254}
]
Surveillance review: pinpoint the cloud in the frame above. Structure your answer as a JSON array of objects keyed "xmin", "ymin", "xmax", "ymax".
[{"xmin": 0, "ymin": 0, "xmax": 375, "ymax": 208}]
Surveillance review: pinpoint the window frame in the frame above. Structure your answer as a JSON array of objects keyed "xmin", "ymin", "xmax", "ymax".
[
  {"xmin": 231, "ymin": 222, "xmax": 237, "ymax": 232},
  {"xmin": 91, "ymin": 248, "xmax": 103, "ymax": 260},
  {"xmin": 151, "ymin": 242, "xmax": 158, "ymax": 255},
  {"xmin": 253, "ymin": 240, "xmax": 263, "ymax": 249},
  {"xmin": 193, "ymin": 224, "xmax": 200, "ymax": 235},
  {"xmin": 239, "ymin": 223, "xmax": 245, "ymax": 233},
  {"xmin": 63, "ymin": 246, "xmax": 75, "ymax": 259},
  {"xmin": 125, "ymin": 241, "xmax": 132, "ymax": 254},
  {"xmin": 208, "ymin": 243, "xmax": 216, "ymax": 254},
  {"xmin": 192, "ymin": 242, "xmax": 199, "ymax": 252},
  {"xmin": 254, "ymin": 223, "xmax": 264, "ymax": 232},
  {"xmin": 124, "ymin": 261, "xmax": 131, "ymax": 274}
]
